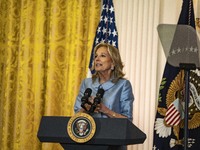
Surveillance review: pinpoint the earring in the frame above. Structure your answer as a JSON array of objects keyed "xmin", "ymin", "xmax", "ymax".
[{"xmin": 111, "ymin": 66, "xmax": 114, "ymax": 70}]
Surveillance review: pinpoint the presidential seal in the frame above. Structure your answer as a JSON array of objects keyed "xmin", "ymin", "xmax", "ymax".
[
  {"xmin": 67, "ymin": 112, "xmax": 96, "ymax": 143},
  {"xmin": 154, "ymin": 70, "xmax": 200, "ymax": 148}
]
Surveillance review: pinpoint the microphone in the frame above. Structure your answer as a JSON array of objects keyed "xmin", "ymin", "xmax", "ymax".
[
  {"xmin": 89, "ymin": 88, "xmax": 105, "ymax": 113},
  {"xmin": 81, "ymin": 88, "xmax": 92, "ymax": 111}
]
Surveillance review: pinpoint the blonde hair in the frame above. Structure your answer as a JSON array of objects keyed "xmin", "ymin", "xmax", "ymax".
[{"xmin": 91, "ymin": 43, "xmax": 125, "ymax": 83}]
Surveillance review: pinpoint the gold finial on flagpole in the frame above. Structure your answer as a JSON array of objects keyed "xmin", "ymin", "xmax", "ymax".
[{"xmin": 196, "ymin": 0, "xmax": 200, "ymax": 34}]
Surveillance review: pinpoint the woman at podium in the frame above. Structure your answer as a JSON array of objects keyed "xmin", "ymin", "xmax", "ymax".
[{"xmin": 74, "ymin": 42, "xmax": 134, "ymax": 121}]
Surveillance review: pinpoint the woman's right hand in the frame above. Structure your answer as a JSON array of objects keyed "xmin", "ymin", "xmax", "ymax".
[{"xmin": 80, "ymin": 96, "xmax": 94, "ymax": 112}]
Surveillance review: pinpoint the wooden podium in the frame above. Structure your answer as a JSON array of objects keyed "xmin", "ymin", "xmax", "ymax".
[{"xmin": 37, "ymin": 116, "xmax": 146, "ymax": 150}]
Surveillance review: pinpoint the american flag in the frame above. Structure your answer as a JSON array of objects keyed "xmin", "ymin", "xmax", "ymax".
[{"xmin": 88, "ymin": 0, "xmax": 118, "ymax": 74}]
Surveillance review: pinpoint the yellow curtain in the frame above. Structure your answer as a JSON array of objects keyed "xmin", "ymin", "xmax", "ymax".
[{"xmin": 0, "ymin": 0, "xmax": 101, "ymax": 150}]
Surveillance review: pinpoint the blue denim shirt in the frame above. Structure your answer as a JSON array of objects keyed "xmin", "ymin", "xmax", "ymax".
[{"xmin": 74, "ymin": 78, "xmax": 134, "ymax": 121}]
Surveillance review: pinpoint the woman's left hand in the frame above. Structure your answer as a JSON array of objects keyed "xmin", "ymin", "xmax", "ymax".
[{"xmin": 95, "ymin": 103, "xmax": 109, "ymax": 114}]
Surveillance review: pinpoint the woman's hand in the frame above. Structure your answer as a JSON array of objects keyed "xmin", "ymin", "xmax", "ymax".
[
  {"xmin": 95, "ymin": 103, "xmax": 108, "ymax": 113},
  {"xmin": 95, "ymin": 103, "xmax": 127, "ymax": 119},
  {"xmin": 80, "ymin": 96, "xmax": 95, "ymax": 112}
]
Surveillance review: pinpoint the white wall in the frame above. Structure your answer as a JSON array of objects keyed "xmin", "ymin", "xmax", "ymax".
[{"xmin": 113, "ymin": 0, "xmax": 184, "ymax": 149}]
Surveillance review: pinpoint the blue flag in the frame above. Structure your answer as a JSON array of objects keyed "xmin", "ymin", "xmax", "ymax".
[
  {"xmin": 88, "ymin": 0, "xmax": 118, "ymax": 74},
  {"xmin": 153, "ymin": 0, "xmax": 200, "ymax": 149}
]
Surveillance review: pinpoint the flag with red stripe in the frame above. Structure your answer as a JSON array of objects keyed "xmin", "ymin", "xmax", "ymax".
[{"xmin": 165, "ymin": 98, "xmax": 181, "ymax": 126}]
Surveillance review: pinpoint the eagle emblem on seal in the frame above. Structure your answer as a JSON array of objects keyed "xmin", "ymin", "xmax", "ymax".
[{"xmin": 75, "ymin": 119, "xmax": 89, "ymax": 136}]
